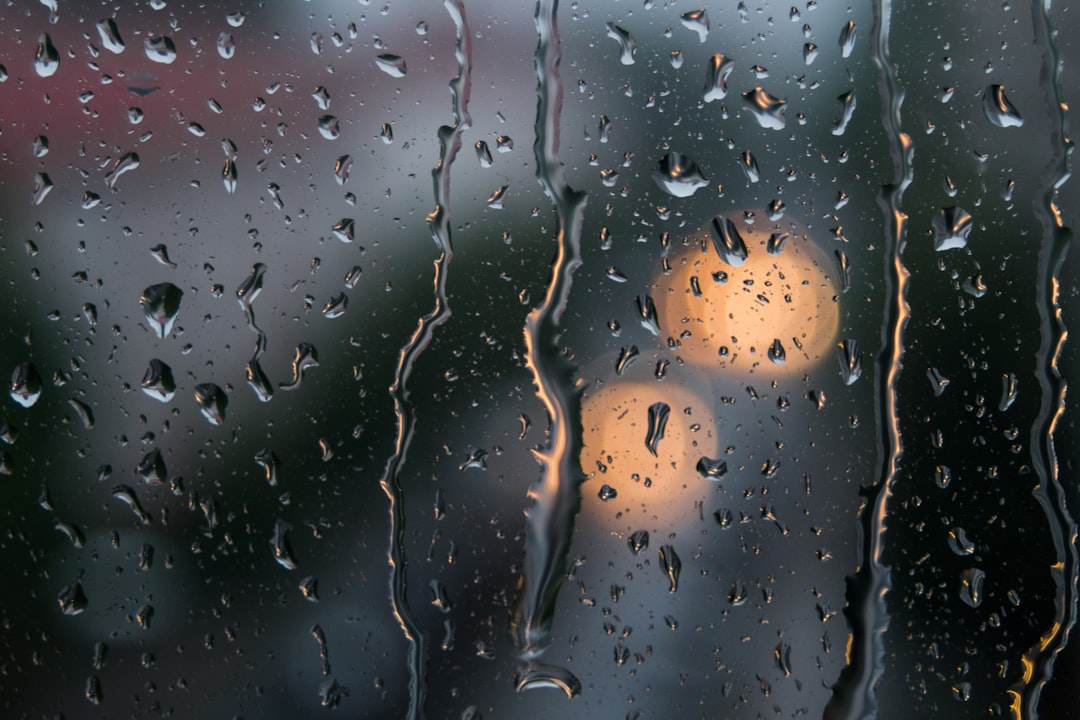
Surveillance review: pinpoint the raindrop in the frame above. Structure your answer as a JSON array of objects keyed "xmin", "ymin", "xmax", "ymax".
[
  {"xmin": 766, "ymin": 232, "xmax": 788, "ymax": 256},
  {"xmin": 105, "ymin": 151, "xmax": 140, "ymax": 188},
  {"xmin": 934, "ymin": 464, "xmax": 952, "ymax": 489},
  {"xmin": 742, "ymin": 88, "xmax": 786, "ymax": 130},
  {"xmin": 34, "ymin": 33, "xmax": 60, "ymax": 78},
  {"xmin": 926, "ymin": 367, "xmax": 950, "ymax": 396},
  {"xmin": 68, "ymin": 399, "xmax": 94, "ymax": 429},
  {"xmin": 222, "ymin": 158, "xmax": 237, "ymax": 193},
  {"xmin": 635, "ymin": 294, "xmax": 660, "ymax": 335},
  {"xmin": 652, "ymin": 152, "xmax": 708, "ymax": 197},
  {"xmin": 738, "ymin": 150, "xmax": 760, "ymax": 183},
  {"xmin": 380, "ymin": 123, "xmax": 394, "ymax": 144},
  {"xmin": 299, "ymin": 576, "xmax": 320, "ymax": 602},
  {"xmin": 58, "ymin": 582, "xmax": 88, "ymax": 616},
  {"xmin": 768, "ymin": 338, "xmax": 786, "ymax": 365},
  {"xmin": 659, "ymin": 545, "xmax": 681, "ymax": 593},
  {"xmin": 332, "ymin": 218, "xmax": 355, "ymax": 242},
  {"xmin": 605, "ymin": 23, "xmax": 637, "ymax": 65},
  {"xmin": 246, "ymin": 359, "xmax": 274, "ymax": 402},
  {"xmin": 375, "ymin": 54, "xmax": 407, "ymax": 78},
  {"xmin": 312, "ymin": 86, "xmax": 331, "ymax": 110},
  {"xmin": 644, "ymin": 401, "xmax": 670, "ymax": 456},
  {"xmin": 254, "ymin": 448, "xmax": 279, "ymax": 486},
  {"xmin": 832, "ymin": 90, "xmax": 856, "ymax": 135},
  {"xmin": 193, "ymin": 383, "xmax": 227, "ymax": 426},
  {"xmin": 999, "ymin": 372, "xmax": 1018, "ymax": 411},
  {"xmin": 931, "ymin": 206, "xmax": 973, "ymax": 251},
  {"xmin": 136, "ymin": 448, "xmax": 166, "ymax": 484},
  {"xmin": 318, "ymin": 115, "xmax": 340, "ymax": 140},
  {"xmin": 982, "ymin": 84, "xmax": 1023, "ymax": 128},
  {"xmin": 834, "ymin": 249, "xmax": 851, "ymax": 292},
  {"xmin": 475, "ymin": 140, "xmax": 493, "ymax": 167},
  {"xmin": 96, "ymin": 19, "xmax": 125, "ymax": 54},
  {"xmin": 958, "ymin": 567, "xmax": 986, "ymax": 608},
  {"xmin": 837, "ymin": 339, "xmax": 861, "ymax": 385},
  {"xmin": 627, "ymin": 530, "xmax": 649, "ymax": 555},
  {"xmin": 514, "ymin": 663, "xmax": 582, "ymax": 698},
  {"xmin": 486, "ymin": 185, "xmax": 509, "ymax": 209},
  {"xmin": 803, "ymin": 42, "xmax": 818, "ymax": 65},
  {"xmin": 767, "ymin": 199, "xmax": 785, "ymax": 221},
  {"xmin": 680, "ymin": 9, "xmax": 710, "ymax": 43},
  {"xmin": 216, "ymin": 32, "xmax": 235, "ymax": 59},
  {"xmin": 696, "ymin": 456, "xmax": 728, "ymax": 479},
  {"xmin": 112, "ymin": 484, "xmax": 151, "ymax": 524},
  {"xmin": 280, "ymin": 343, "xmax": 319, "ymax": 391},
  {"xmin": 948, "ymin": 527, "xmax": 975, "ymax": 556},
  {"xmin": 139, "ymin": 283, "xmax": 182, "ymax": 338},
  {"xmin": 322, "ymin": 293, "xmax": 347, "ymax": 319},
  {"xmin": 597, "ymin": 484, "xmax": 617, "ymax": 501},
  {"xmin": 333, "ymin": 155, "xmax": 353, "ymax": 184},
  {"xmin": 10, "ymin": 362, "xmax": 44, "ymax": 408},
  {"xmin": 709, "ymin": 216, "xmax": 749, "ymax": 267},
  {"xmin": 32, "ymin": 173, "xmax": 52, "ymax": 206},
  {"xmin": 141, "ymin": 360, "xmax": 175, "ymax": 402},
  {"xmin": 615, "ymin": 345, "xmax": 639, "ymax": 375},
  {"xmin": 85, "ymin": 676, "xmax": 103, "ymax": 705},
  {"xmin": 598, "ymin": 114, "xmax": 612, "ymax": 143},
  {"xmin": 32, "ymin": 135, "xmax": 49, "ymax": 157},
  {"xmin": 150, "ymin": 244, "xmax": 177, "ymax": 268},
  {"xmin": 144, "ymin": 36, "xmax": 177, "ymax": 64},
  {"xmin": 270, "ymin": 519, "xmax": 298, "ymax": 569},
  {"xmin": 962, "ymin": 275, "xmax": 987, "ymax": 297},
  {"xmin": 839, "ymin": 20, "xmax": 857, "ymax": 58}
]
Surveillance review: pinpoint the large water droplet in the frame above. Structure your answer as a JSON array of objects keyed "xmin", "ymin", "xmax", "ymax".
[
  {"xmin": 931, "ymin": 206, "xmax": 973, "ymax": 251},
  {"xmin": 982, "ymin": 84, "xmax": 1023, "ymax": 128},
  {"xmin": 144, "ymin": 36, "xmax": 177, "ymax": 64},
  {"xmin": 105, "ymin": 151, "xmax": 140, "ymax": 188},
  {"xmin": 10, "ymin": 362, "xmax": 43, "ymax": 408},
  {"xmin": 832, "ymin": 89, "xmax": 856, "ymax": 136},
  {"xmin": 839, "ymin": 20, "xmax": 857, "ymax": 58},
  {"xmin": 644, "ymin": 401, "xmax": 670, "ymax": 456},
  {"xmin": 141, "ymin": 359, "xmax": 175, "ymax": 402},
  {"xmin": 605, "ymin": 22, "xmax": 636, "ymax": 65},
  {"xmin": 94, "ymin": 18, "xmax": 124, "ymax": 55},
  {"xmin": 635, "ymin": 294, "xmax": 660, "ymax": 335},
  {"xmin": 680, "ymin": 9, "xmax": 710, "ymax": 43},
  {"xmin": 659, "ymin": 544, "xmax": 681, "ymax": 593},
  {"xmin": 34, "ymin": 33, "xmax": 60, "ymax": 77},
  {"xmin": 58, "ymin": 582, "xmax": 88, "ymax": 616},
  {"xmin": 280, "ymin": 343, "xmax": 319, "ymax": 391},
  {"xmin": 652, "ymin": 152, "xmax": 708, "ymax": 197},
  {"xmin": 270, "ymin": 519, "xmax": 298, "ymax": 570},
  {"xmin": 696, "ymin": 456, "xmax": 728, "ymax": 479},
  {"xmin": 193, "ymin": 383, "xmax": 227, "ymax": 426},
  {"xmin": 838, "ymin": 339, "xmax": 861, "ymax": 385},
  {"xmin": 742, "ymin": 88, "xmax": 787, "ymax": 130},
  {"xmin": 318, "ymin": 115, "xmax": 340, "ymax": 140},
  {"xmin": 958, "ymin": 567, "xmax": 986, "ymax": 608},
  {"xmin": 628, "ymin": 530, "xmax": 649, "ymax": 555},
  {"xmin": 709, "ymin": 216, "xmax": 749, "ymax": 266},
  {"xmin": 514, "ymin": 663, "xmax": 582, "ymax": 698},
  {"xmin": 140, "ymin": 283, "xmax": 182, "ymax": 338},
  {"xmin": 375, "ymin": 54, "xmax": 407, "ymax": 78}
]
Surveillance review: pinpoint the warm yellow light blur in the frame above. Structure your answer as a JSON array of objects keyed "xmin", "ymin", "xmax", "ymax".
[
  {"xmin": 660, "ymin": 213, "xmax": 840, "ymax": 376},
  {"xmin": 579, "ymin": 379, "xmax": 720, "ymax": 532}
]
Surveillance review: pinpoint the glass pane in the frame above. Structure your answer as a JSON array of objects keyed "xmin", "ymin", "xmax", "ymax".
[{"xmin": 1, "ymin": 1, "xmax": 1076, "ymax": 718}]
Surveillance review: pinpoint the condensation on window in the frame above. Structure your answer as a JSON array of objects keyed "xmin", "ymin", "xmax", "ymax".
[{"xmin": 0, "ymin": 1, "xmax": 1077, "ymax": 719}]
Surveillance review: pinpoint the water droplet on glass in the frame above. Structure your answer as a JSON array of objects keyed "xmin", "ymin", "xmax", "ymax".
[
  {"xmin": 105, "ymin": 151, "xmax": 140, "ymax": 188},
  {"xmin": 486, "ymin": 185, "xmax": 509, "ymax": 209},
  {"xmin": 597, "ymin": 484, "xmax": 617, "ymax": 501},
  {"xmin": 375, "ymin": 54, "xmax": 407, "ymax": 78},
  {"xmin": 380, "ymin": 123, "xmax": 394, "ymax": 144},
  {"xmin": 644, "ymin": 401, "xmax": 670, "ymax": 456},
  {"xmin": 614, "ymin": 345, "xmax": 638, "ymax": 375},
  {"xmin": 696, "ymin": 456, "xmax": 728, "ymax": 479},
  {"xmin": 934, "ymin": 464, "xmax": 953, "ymax": 489},
  {"xmin": 226, "ymin": 11, "xmax": 246, "ymax": 27},
  {"xmin": 839, "ymin": 20, "xmax": 857, "ymax": 58},
  {"xmin": 136, "ymin": 448, "xmax": 166, "ymax": 484},
  {"xmin": 222, "ymin": 157, "xmax": 237, "ymax": 193},
  {"xmin": 112, "ymin": 484, "xmax": 151, "ymax": 524},
  {"xmin": 32, "ymin": 173, "xmax": 52, "ymax": 206},
  {"xmin": 958, "ymin": 567, "xmax": 986, "ymax": 608},
  {"xmin": 837, "ymin": 339, "xmax": 861, "ymax": 385},
  {"xmin": 605, "ymin": 22, "xmax": 637, "ymax": 65},
  {"xmin": 982, "ymin": 84, "xmax": 1024, "ymax": 128},
  {"xmin": 709, "ymin": 216, "xmax": 749, "ymax": 267},
  {"xmin": 32, "ymin": 135, "xmax": 49, "ymax": 157},
  {"xmin": 94, "ymin": 18, "xmax": 125, "ymax": 54},
  {"xmin": 475, "ymin": 140, "xmax": 493, "ymax": 167},
  {"xmin": 627, "ymin": 530, "xmax": 649, "ymax": 555},
  {"xmin": 738, "ymin": 150, "xmax": 761, "ymax": 183},
  {"xmin": 927, "ymin": 367, "xmax": 950, "ymax": 396},
  {"xmin": 768, "ymin": 338, "xmax": 786, "ymax": 364},
  {"xmin": 931, "ymin": 206, "xmax": 973, "ymax": 251},
  {"xmin": 270, "ymin": 519, "xmax": 297, "ymax": 570},
  {"xmin": 635, "ymin": 294, "xmax": 660, "ymax": 335},
  {"xmin": 999, "ymin": 372, "xmax": 1018, "ymax": 411},
  {"xmin": 332, "ymin": 218, "xmax": 355, "ymax": 243},
  {"xmin": 318, "ymin": 115, "xmax": 340, "ymax": 140},
  {"xmin": 58, "ymin": 582, "xmax": 88, "ymax": 616},
  {"xmin": 680, "ymin": 9, "xmax": 710, "ymax": 43},
  {"xmin": 246, "ymin": 359, "xmax": 274, "ymax": 402},
  {"xmin": 216, "ymin": 32, "xmax": 235, "ymax": 59},
  {"xmin": 766, "ymin": 231, "xmax": 788, "ymax": 256},
  {"xmin": 141, "ymin": 359, "xmax": 175, "ymax": 402},
  {"xmin": 68, "ymin": 399, "xmax": 94, "ymax": 429},
  {"xmin": 84, "ymin": 675, "xmax": 103, "ymax": 705},
  {"xmin": 832, "ymin": 89, "xmax": 856, "ymax": 135},
  {"xmin": 193, "ymin": 383, "xmax": 227, "ymax": 426},
  {"xmin": 803, "ymin": 42, "xmax": 819, "ymax": 65},
  {"xmin": 652, "ymin": 152, "xmax": 708, "ymax": 198},
  {"xmin": 659, "ymin": 545, "xmax": 681, "ymax": 593},
  {"xmin": 34, "ymin": 33, "xmax": 60, "ymax": 78},
  {"xmin": 144, "ymin": 36, "xmax": 177, "ymax": 64},
  {"xmin": 742, "ymin": 88, "xmax": 787, "ymax": 130},
  {"xmin": 948, "ymin": 527, "xmax": 975, "ymax": 556},
  {"xmin": 322, "ymin": 293, "xmax": 347, "ymax": 319},
  {"xmin": 139, "ymin": 282, "xmax": 182, "ymax": 338},
  {"xmin": 280, "ymin": 343, "xmax": 319, "ymax": 391},
  {"xmin": 514, "ymin": 663, "xmax": 582, "ymax": 698},
  {"xmin": 10, "ymin": 362, "xmax": 44, "ymax": 408},
  {"xmin": 299, "ymin": 575, "xmax": 320, "ymax": 602}
]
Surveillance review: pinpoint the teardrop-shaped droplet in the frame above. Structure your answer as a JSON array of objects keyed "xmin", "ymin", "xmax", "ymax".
[
  {"xmin": 931, "ymin": 206, "xmax": 973, "ymax": 251},
  {"xmin": 322, "ymin": 293, "xmax": 347, "ymax": 319},
  {"xmin": 696, "ymin": 456, "xmax": 728, "ymax": 479},
  {"xmin": 832, "ymin": 89, "xmax": 856, "ymax": 136},
  {"xmin": 246, "ymin": 358, "xmax": 274, "ymax": 402},
  {"xmin": 837, "ymin": 339, "xmax": 861, "ymax": 385},
  {"xmin": 839, "ymin": 20, "xmax": 857, "ymax": 58},
  {"xmin": 58, "ymin": 582, "xmax": 88, "ymax": 616},
  {"xmin": 738, "ymin": 150, "xmax": 761, "ymax": 183},
  {"xmin": 34, "ymin": 33, "xmax": 60, "ymax": 77},
  {"xmin": 652, "ymin": 152, "xmax": 709, "ymax": 198},
  {"xmin": 222, "ymin": 158, "xmax": 237, "ymax": 193},
  {"xmin": 635, "ymin": 294, "xmax": 660, "ymax": 335},
  {"xmin": 703, "ymin": 53, "xmax": 734, "ymax": 102},
  {"xmin": 105, "ymin": 151, "xmax": 140, "ymax": 188},
  {"xmin": 982, "ymin": 84, "xmax": 1023, "ymax": 128},
  {"xmin": 375, "ymin": 54, "xmax": 407, "ymax": 78},
  {"xmin": 659, "ymin": 544, "xmax": 681, "ymax": 593},
  {"xmin": 709, "ymin": 216, "xmax": 749, "ymax": 267},
  {"xmin": 605, "ymin": 22, "xmax": 636, "ymax": 65},
  {"xmin": 475, "ymin": 140, "xmax": 493, "ymax": 167},
  {"xmin": 628, "ymin": 530, "xmax": 649, "ymax": 555},
  {"xmin": 318, "ymin": 115, "xmax": 340, "ymax": 140},
  {"xmin": 680, "ymin": 9, "xmax": 710, "ymax": 43},
  {"xmin": 141, "ymin": 359, "xmax": 175, "ymax": 402},
  {"xmin": 999, "ymin": 373, "xmax": 1018, "ymax": 411},
  {"xmin": 236, "ymin": 263, "xmax": 266, "ymax": 309},
  {"xmin": 742, "ymin": 88, "xmax": 787, "ymax": 130},
  {"xmin": 280, "ymin": 343, "xmax": 319, "ymax": 391},
  {"xmin": 216, "ymin": 32, "xmax": 235, "ymax": 59},
  {"xmin": 270, "ymin": 518, "xmax": 298, "ymax": 570},
  {"xmin": 96, "ymin": 19, "xmax": 125, "ymax": 54},
  {"xmin": 10, "ymin": 362, "xmax": 43, "ymax": 408},
  {"xmin": 139, "ymin": 282, "xmax": 182, "ymax": 338},
  {"xmin": 958, "ymin": 567, "xmax": 986, "ymax": 608},
  {"xmin": 333, "ymin": 155, "xmax": 352, "ymax": 184},
  {"xmin": 768, "ymin": 338, "xmax": 786, "ymax": 365},
  {"xmin": 766, "ymin": 232, "xmax": 788, "ymax": 256},
  {"xmin": 193, "ymin": 383, "xmax": 227, "ymax": 426},
  {"xmin": 644, "ymin": 401, "xmax": 670, "ymax": 456},
  {"xmin": 144, "ymin": 36, "xmax": 177, "ymax": 64}
]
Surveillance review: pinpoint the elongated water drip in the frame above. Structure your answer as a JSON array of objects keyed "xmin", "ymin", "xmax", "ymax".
[
  {"xmin": 378, "ymin": 3, "xmax": 473, "ymax": 718},
  {"xmin": 824, "ymin": 0, "xmax": 911, "ymax": 717},
  {"xmin": 511, "ymin": 0, "xmax": 589, "ymax": 678}
]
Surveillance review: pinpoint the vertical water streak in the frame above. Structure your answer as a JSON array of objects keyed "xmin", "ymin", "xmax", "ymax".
[
  {"xmin": 511, "ymin": 0, "xmax": 589, "ymax": 671},
  {"xmin": 1008, "ymin": 2, "xmax": 1077, "ymax": 716},
  {"xmin": 824, "ymin": 0, "xmax": 911, "ymax": 717},
  {"xmin": 379, "ymin": 4, "xmax": 472, "ymax": 718}
]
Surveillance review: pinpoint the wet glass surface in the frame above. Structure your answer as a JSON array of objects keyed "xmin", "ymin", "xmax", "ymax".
[{"xmin": 0, "ymin": 1, "xmax": 1078, "ymax": 718}]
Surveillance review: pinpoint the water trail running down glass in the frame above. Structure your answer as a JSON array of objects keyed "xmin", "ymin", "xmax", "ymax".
[
  {"xmin": 511, "ymin": 0, "xmax": 589, "ymax": 683},
  {"xmin": 1013, "ymin": 2, "xmax": 1078, "ymax": 716},
  {"xmin": 379, "ymin": 3, "xmax": 472, "ymax": 718},
  {"xmin": 824, "ymin": 1, "xmax": 911, "ymax": 717}
]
